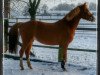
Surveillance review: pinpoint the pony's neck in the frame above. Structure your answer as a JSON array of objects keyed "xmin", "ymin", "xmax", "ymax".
[
  {"xmin": 69, "ymin": 14, "xmax": 81, "ymax": 29},
  {"xmin": 56, "ymin": 13, "xmax": 81, "ymax": 30}
]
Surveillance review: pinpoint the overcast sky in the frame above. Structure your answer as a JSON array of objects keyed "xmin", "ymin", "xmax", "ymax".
[
  {"xmin": 40, "ymin": 0, "xmax": 97, "ymax": 9},
  {"xmin": 65, "ymin": 0, "xmax": 96, "ymax": 4}
]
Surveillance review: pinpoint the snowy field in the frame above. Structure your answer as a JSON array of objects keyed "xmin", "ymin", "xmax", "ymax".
[{"xmin": 3, "ymin": 58, "xmax": 96, "ymax": 75}]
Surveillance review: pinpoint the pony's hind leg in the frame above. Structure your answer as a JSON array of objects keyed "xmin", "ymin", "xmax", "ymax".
[
  {"xmin": 19, "ymin": 41, "xmax": 33, "ymax": 70},
  {"xmin": 19, "ymin": 25, "xmax": 35, "ymax": 70},
  {"xmin": 19, "ymin": 45, "xmax": 27, "ymax": 70},
  {"xmin": 19, "ymin": 40, "xmax": 32, "ymax": 70},
  {"xmin": 25, "ymin": 42, "xmax": 33, "ymax": 69}
]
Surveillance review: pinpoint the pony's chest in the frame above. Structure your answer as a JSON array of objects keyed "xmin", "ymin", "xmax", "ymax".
[{"xmin": 64, "ymin": 29, "xmax": 75, "ymax": 43}]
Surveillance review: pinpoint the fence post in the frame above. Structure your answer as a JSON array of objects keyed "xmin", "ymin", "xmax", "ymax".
[
  {"xmin": 4, "ymin": 19, "xmax": 9, "ymax": 52},
  {"xmin": 16, "ymin": 18, "xmax": 18, "ymax": 23},
  {"xmin": 16, "ymin": 18, "xmax": 19, "ymax": 55}
]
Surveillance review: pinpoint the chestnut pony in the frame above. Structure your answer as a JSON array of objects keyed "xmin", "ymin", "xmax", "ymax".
[{"xmin": 8, "ymin": 3, "xmax": 95, "ymax": 71}]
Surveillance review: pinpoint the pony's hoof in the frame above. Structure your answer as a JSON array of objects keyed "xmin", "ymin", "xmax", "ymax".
[
  {"xmin": 20, "ymin": 67, "xmax": 24, "ymax": 70},
  {"xmin": 20, "ymin": 65, "xmax": 24, "ymax": 70},
  {"xmin": 61, "ymin": 60, "xmax": 67, "ymax": 71},
  {"xmin": 30, "ymin": 67, "xmax": 33, "ymax": 69},
  {"xmin": 28, "ymin": 65, "xmax": 33, "ymax": 69},
  {"xmin": 29, "ymin": 66, "xmax": 33, "ymax": 69},
  {"xmin": 62, "ymin": 67, "xmax": 67, "ymax": 71}
]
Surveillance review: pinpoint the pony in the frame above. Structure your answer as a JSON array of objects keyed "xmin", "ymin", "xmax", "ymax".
[{"xmin": 8, "ymin": 3, "xmax": 95, "ymax": 71}]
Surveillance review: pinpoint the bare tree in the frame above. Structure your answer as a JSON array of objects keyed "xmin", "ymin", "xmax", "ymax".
[
  {"xmin": 4, "ymin": 0, "xmax": 10, "ymax": 18},
  {"xmin": 4, "ymin": 0, "xmax": 10, "ymax": 52},
  {"xmin": 41, "ymin": 4, "xmax": 48, "ymax": 15},
  {"xmin": 89, "ymin": 2, "xmax": 96, "ymax": 10},
  {"xmin": 28, "ymin": 0, "xmax": 41, "ymax": 20},
  {"xmin": 10, "ymin": 0, "xmax": 41, "ymax": 20}
]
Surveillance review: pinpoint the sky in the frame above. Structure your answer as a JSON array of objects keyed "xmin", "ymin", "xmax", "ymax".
[
  {"xmin": 65, "ymin": 0, "xmax": 96, "ymax": 4},
  {"xmin": 40, "ymin": 0, "xmax": 97, "ymax": 9},
  {"xmin": 20, "ymin": 0, "xmax": 97, "ymax": 9}
]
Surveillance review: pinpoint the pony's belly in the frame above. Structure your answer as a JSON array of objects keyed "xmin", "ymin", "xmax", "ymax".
[
  {"xmin": 35, "ymin": 37, "xmax": 59, "ymax": 45},
  {"xmin": 34, "ymin": 30, "xmax": 61, "ymax": 45}
]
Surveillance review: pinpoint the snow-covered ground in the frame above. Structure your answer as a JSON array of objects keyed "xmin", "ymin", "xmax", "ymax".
[{"xmin": 3, "ymin": 58, "xmax": 96, "ymax": 75}]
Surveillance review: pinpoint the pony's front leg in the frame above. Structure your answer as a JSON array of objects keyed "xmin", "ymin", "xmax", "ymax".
[{"xmin": 58, "ymin": 45, "xmax": 68, "ymax": 71}]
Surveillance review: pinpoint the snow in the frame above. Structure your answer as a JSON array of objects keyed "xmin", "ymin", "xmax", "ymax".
[{"xmin": 3, "ymin": 58, "xmax": 96, "ymax": 75}]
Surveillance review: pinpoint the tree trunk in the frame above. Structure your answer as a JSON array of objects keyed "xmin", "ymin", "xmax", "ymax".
[
  {"xmin": 29, "ymin": 0, "xmax": 41, "ymax": 20},
  {"xmin": 0, "ymin": 0, "xmax": 3, "ymax": 75},
  {"xmin": 4, "ymin": 19, "xmax": 9, "ymax": 52},
  {"xmin": 4, "ymin": 0, "xmax": 10, "ymax": 18},
  {"xmin": 4, "ymin": 0, "xmax": 10, "ymax": 52}
]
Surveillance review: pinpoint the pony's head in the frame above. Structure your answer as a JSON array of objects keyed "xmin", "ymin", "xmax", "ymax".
[
  {"xmin": 79, "ymin": 3, "xmax": 95, "ymax": 22},
  {"xmin": 66, "ymin": 3, "xmax": 95, "ymax": 22}
]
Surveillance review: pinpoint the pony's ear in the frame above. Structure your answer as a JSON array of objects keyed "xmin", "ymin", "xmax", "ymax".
[
  {"xmin": 83, "ymin": 2, "xmax": 88, "ymax": 7},
  {"xmin": 66, "ymin": 7, "xmax": 80, "ymax": 21},
  {"xmin": 84, "ymin": 2, "xmax": 87, "ymax": 5}
]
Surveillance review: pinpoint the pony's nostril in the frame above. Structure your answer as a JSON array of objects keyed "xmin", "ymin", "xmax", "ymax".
[
  {"xmin": 92, "ymin": 16, "xmax": 95, "ymax": 21},
  {"xmin": 90, "ymin": 16, "xmax": 95, "ymax": 22}
]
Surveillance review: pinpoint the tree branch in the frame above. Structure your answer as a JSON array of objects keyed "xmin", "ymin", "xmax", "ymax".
[
  {"xmin": 33, "ymin": 0, "xmax": 36, "ymax": 8},
  {"xmin": 29, "ymin": 0, "xmax": 33, "ymax": 7},
  {"xmin": 21, "ymin": 1, "xmax": 30, "ymax": 7},
  {"xmin": 35, "ymin": 0, "xmax": 41, "ymax": 10}
]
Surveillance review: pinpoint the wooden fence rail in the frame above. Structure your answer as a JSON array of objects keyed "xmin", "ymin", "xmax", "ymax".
[{"xmin": 17, "ymin": 42, "xmax": 96, "ymax": 53}]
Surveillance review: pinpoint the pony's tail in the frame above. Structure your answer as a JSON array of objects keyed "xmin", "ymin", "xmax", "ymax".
[{"xmin": 9, "ymin": 23, "xmax": 19, "ymax": 53}]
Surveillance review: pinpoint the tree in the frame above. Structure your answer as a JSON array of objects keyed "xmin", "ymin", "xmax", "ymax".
[
  {"xmin": 23, "ymin": 6, "xmax": 30, "ymax": 16},
  {"xmin": 4, "ymin": 0, "xmax": 10, "ymax": 18},
  {"xmin": 51, "ymin": 3, "xmax": 75, "ymax": 11},
  {"xmin": 4, "ymin": 0, "xmax": 10, "ymax": 52},
  {"xmin": 89, "ymin": 2, "xmax": 96, "ymax": 11},
  {"xmin": 28, "ymin": 0, "xmax": 41, "ymax": 20},
  {"xmin": 39, "ymin": 4, "xmax": 51, "ymax": 16},
  {"xmin": 41, "ymin": 4, "xmax": 48, "ymax": 15}
]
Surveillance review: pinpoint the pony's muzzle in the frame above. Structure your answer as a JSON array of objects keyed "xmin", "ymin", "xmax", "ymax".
[{"xmin": 89, "ymin": 16, "xmax": 95, "ymax": 22}]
